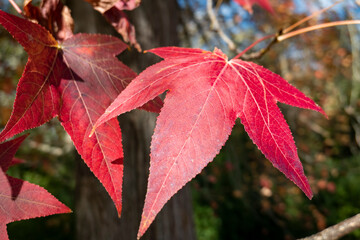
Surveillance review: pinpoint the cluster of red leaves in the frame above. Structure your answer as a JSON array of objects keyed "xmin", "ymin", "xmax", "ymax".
[
  {"xmin": 0, "ymin": 0, "xmax": 159, "ymax": 237},
  {"xmin": 0, "ymin": 0, "xmax": 325, "ymax": 239}
]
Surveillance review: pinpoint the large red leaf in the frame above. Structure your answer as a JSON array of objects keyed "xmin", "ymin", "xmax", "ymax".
[
  {"xmin": 93, "ymin": 47, "xmax": 325, "ymax": 238},
  {"xmin": 0, "ymin": 136, "xmax": 71, "ymax": 240},
  {"xmin": 234, "ymin": 0, "xmax": 274, "ymax": 14},
  {"xmin": 0, "ymin": 10, "xmax": 160, "ymax": 215}
]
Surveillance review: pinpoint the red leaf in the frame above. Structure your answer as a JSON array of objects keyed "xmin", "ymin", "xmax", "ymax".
[
  {"xmin": 24, "ymin": 0, "xmax": 74, "ymax": 41},
  {"xmin": 83, "ymin": 0, "xmax": 122, "ymax": 13},
  {"xmin": 234, "ymin": 0, "xmax": 274, "ymax": 14},
  {"xmin": 0, "ymin": 170, "xmax": 71, "ymax": 239},
  {"xmin": 7, "ymin": 158, "xmax": 24, "ymax": 168},
  {"xmin": 0, "ymin": 10, "xmax": 160, "ymax": 215},
  {"xmin": 0, "ymin": 136, "xmax": 70, "ymax": 240},
  {"xmin": 0, "ymin": 225, "xmax": 8, "ymax": 240},
  {"xmin": 104, "ymin": 5, "xmax": 141, "ymax": 51},
  {"xmin": 0, "ymin": 10, "xmax": 61, "ymax": 142},
  {"xmin": 113, "ymin": 0, "xmax": 141, "ymax": 11},
  {"xmin": 0, "ymin": 135, "xmax": 28, "ymax": 172},
  {"xmin": 83, "ymin": 0, "xmax": 140, "ymax": 13},
  {"xmin": 84, "ymin": 0, "xmax": 142, "ymax": 51},
  {"xmin": 93, "ymin": 47, "xmax": 325, "ymax": 238}
]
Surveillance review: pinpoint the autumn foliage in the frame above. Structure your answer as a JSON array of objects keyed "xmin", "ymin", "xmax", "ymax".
[
  {"xmin": 0, "ymin": 135, "xmax": 71, "ymax": 240},
  {"xmin": 1, "ymin": 0, "xmax": 356, "ymax": 239}
]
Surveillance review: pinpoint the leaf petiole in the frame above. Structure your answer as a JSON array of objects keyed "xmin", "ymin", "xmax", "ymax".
[{"xmin": 233, "ymin": 34, "xmax": 276, "ymax": 59}]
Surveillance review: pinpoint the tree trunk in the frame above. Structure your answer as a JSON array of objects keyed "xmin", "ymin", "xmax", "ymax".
[{"xmin": 69, "ymin": 1, "xmax": 196, "ymax": 240}]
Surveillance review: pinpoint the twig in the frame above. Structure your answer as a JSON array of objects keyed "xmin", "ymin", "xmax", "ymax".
[
  {"xmin": 298, "ymin": 213, "xmax": 360, "ymax": 240},
  {"xmin": 206, "ymin": 0, "xmax": 278, "ymax": 60},
  {"xmin": 238, "ymin": 19, "xmax": 360, "ymax": 60},
  {"xmin": 206, "ymin": 0, "xmax": 236, "ymax": 51},
  {"xmin": 283, "ymin": 0, "xmax": 344, "ymax": 34},
  {"xmin": 8, "ymin": 0, "xmax": 23, "ymax": 15},
  {"xmin": 278, "ymin": 20, "xmax": 360, "ymax": 42},
  {"xmin": 234, "ymin": 33, "xmax": 276, "ymax": 60},
  {"xmin": 239, "ymin": 1, "xmax": 354, "ymax": 60},
  {"xmin": 206, "ymin": 0, "xmax": 355, "ymax": 61}
]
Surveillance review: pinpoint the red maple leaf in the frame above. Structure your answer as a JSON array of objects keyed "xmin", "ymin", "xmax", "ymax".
[
  {"xmin": 0, "ymin": 135, "xmax": 71, "ymax": 240},
  {"xmin": 234, "ymin": 0, "xmax": 274, "ymax": 14},
  {"xmin": 92, "ymin": 47, "xmax": 326, "ymax": 238},
  {"xmin": 0, "ymin": 10, "xmax": 160, "ymax": 215}
]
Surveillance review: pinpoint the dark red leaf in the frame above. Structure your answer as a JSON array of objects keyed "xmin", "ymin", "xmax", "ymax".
[
  {"xmin": 24, "ymin": 0, "xmax": 74, "ymax": 41},
  {"xmin": 0, "ymin": 169, "xmax": 71, "ymax": 239},
  {"xmin": 0, "ymin": 10, "xmax": 61, "ymax": 141},
  {"xmin": 92, "ymin": 47, "xmax": 325, "ymax": 238},
  {"xmin": 104, "ymin": 5, "xmax": 141, "ymax": 51},
  {"xmin": 83, "ymin": 0, "xmax": 140, "ymax": 13},
  {"xmin": 0, "ymin": 135, "xmax": 28, "ymax": 172},
  {"xmin": 7, "ymin": 158, "xmax": 24, "ymax": 168},
  {"xmin": 0, "ymin": 135, "xmax": 70, "ymax": 239},
  {"xmin": 83, "ymin": 0, "xmax": 141, "ymax": 50},
  {"xmin": 84, "ymin": 0, "xmax": 142, "ymax": 51}
]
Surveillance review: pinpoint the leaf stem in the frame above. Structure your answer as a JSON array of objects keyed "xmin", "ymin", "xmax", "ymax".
[
  {"xmin": 8, "ymin": 0, "xmax": 23, "ymax": 15},
  {"xmin": 233, "ymin": 34, "xmax": 276, "ymax": 59},
  {"xmin": 278, "ymin": 20, "xmax": 360, "ymax": 42}
]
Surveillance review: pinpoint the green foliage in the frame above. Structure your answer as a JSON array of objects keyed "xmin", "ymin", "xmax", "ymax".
[{"xmin": 194, "ymin": 205, "xmax": 220, "ymax": 240}]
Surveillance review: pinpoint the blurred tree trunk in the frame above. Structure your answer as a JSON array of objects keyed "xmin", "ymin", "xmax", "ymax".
[{"xmin": 69, "ymin": 1, "xmax": 196, "ymax": 240}]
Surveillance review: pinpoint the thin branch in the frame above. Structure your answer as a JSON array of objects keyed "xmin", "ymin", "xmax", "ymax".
[
  {"xmin": 283, "ymin": 0, "xmax": 344, "ymax": 34},
  {"xmin": 278, "ymin": 20, "xmax": 360, "ymax": 42},
  {"xmin": 234, "ymin": 34, "xmax": 276, "ymax": 60},
  {"xmin": 206, "ymin": 0, "xmax": 278, "ymax": 59},
  {"xmin": 240, "ymin": 0, "xmax": 346, "ymax": 59},
  {"xmin": 206, "ymin": 0, "xmax": 236, "ymax": 51},
  {"xmin": 8, "ymin": 0, "xmax": 23, "ymax": 15},
  {"xmin": 215, "ymin": 0, "xmax": 223, "ymax": 10},
  {"xmin": 206, "ymin": 0, "xmax": 358, "ymax": 61},
  {"xmin": 298, "ymin": 213, "xmax": 360, "ymax": 240}
]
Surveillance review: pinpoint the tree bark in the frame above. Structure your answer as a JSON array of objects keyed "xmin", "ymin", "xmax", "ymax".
[{"xmin": 69, "ymin": 1, "xmax": 196, "ymax": 240}]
